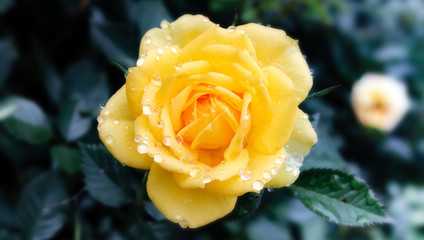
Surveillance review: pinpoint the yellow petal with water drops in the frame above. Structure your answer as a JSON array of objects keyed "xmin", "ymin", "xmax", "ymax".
[
  {"xmin": 127, "ymin": 46, "xmax": 180, "ymax": 117},
  {"xmin": 98, "ymin": 85, "xmax": 152, "ymax": 169},
  {"xmin": 249, "ymin": 66, "xmax": 298, "ymax": 154},
  {"xmin": 147, "ymin": 163, "xmax": 237, "ymax": 228},
  {"xmin": 238, "ymin": 23, "xmax": 313, "ymax": 102},
  {"xmin": 170, "ymin": 86, "xmax": 193, "ymax": 131},
  {"xmin": 180, "ymin": 25, "xmax": 256, "ymax": 63},
  {"xmin": 266, "ymin": 109, "xmax": 317, "ymax": 188},
  {"xmin": 206, "ymin": 147, "xmax": 286, "ymax": 196},
  {"xmin": 139, "ymin": 14, "xmax": 215, "ymax": 56}
]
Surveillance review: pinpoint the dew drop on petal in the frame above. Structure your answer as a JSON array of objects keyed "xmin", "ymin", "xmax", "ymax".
[
  {"xmin": 174, "ymin": 62, "xmax": 182, "ymax": 70},
  {"xmin": 99, "ymin": 103, "xmax": 105, "ymax": 109},
  {"xmin": 239, "ymin": 168, "xmax": 252, "ymax": 181},
  {"xmin": 263, "ymin": 171, "xmax": 271, "ymax": 180},
  {"xmin": 271, "ymin": 167, "xmax": 279, "ymax": 175},
  {"xmin": 275, "ymin": 158, "xmax": 283, "ymax": 165},
  {"xmin": 105, "ymin": 135, "xmax": 114, "ymax": 144},
  {"xmin": 253, "ymin": 180, "xmax": 264, "ymax": 191},
  {"xmin": 303, "ymin": 113, "xmax": 309, "ymax": 119},
  {"xmin": 157, "ymin": 48, "xmax": 164, "ymax": 55},
  {"xmin": 104, "ymin": 109, "xmax": 110, "ymax": 115},
  {"xmin": 176, "ymin": 135, "xmax": 184, "ymax": 144},
  {"xmin": 244, "ymin": 114, "xmax": 251, "ymax": 120},
  {"xmin": 166, "ymin": 34, "xmax": 172, "ymax": 40},
  {"xmin": 189, "ymin": 167, "xmax": 202, "ymax": 177},
  {"xmin": 145, "ymin": 37, "xmax": 151, "ymax": 44},
  {"xmin": 121, "ymin": 163, "xmax": 126, "ymax": 167},
  {"xmin": 154, "ymin": 154, "xmax": 163, "ymax": 163},
  {"xmin": 137, "ymin": 144, "xmax": 148, "ymax": 154},
  {"xmin": 179, "ymin": 220, "xmax": 188, "ymax": 228},
  {"xmin": 171, "ymin": 47, "xmax": 178, "ymax": 53},
  {"xmin": 267, "ymin": 187, "xmax": 274, "ymax": 192},
  {"xmin": 163, "ymin": 136, "xmax": 172, "ymax": 146},
  {"xmin": 202, "ymin": 175, "xmax": 211, "ymax": 184},
  {"xmin": 175, "ymin": 214, "xmax": 181, "ymax": 220},
  {"xmin": 134, "ymin": 135, "xmax": 142, "ymax": 143},
  {"xmin": 136, "ymin": 58, "xmax": 144, "ymax": 66},
  {"xmin": 293, "ymin": 168, "xmax": 300, "ymax": 177},
  {"xmin": 142, "ymin": 105, "xmax": 152, "ymax": 115},
  {"xmin": 97, "ymin": 115, "xmax": 104, "ymax": 124},
  {"xmin": 242, "ymin": 138, "xmax": 248, "ymax": 148},
  {"xmin": 286, "ymin": 165, "xmax": 293, "ymax": 171},
  {"xmin": 157, "ymin": 120, "xmax": 164, "ymax": 128},
  {"xmin": 228, "ymin": 26, "xmax": 236, "ymax": 32},
  {"xmin": 160, "ymin": 20, "xmax": 169, "ymax": 28},
  {"xmin": 113, "ymin": 119, "xmax": 119, "ymax": 125}
]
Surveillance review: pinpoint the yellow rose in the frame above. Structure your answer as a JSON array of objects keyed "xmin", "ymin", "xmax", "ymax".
[
  {"xmin": 352, "ymin": 73, "xmax": 410, "ymax": 132},
  {"xmin": 97, "ymin": 14, "xmax": 317, "ymax": 228}
]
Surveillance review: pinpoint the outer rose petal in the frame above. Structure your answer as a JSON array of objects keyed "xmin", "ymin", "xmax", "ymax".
[
  {"xmin": 147, "ymin": 163, "xmax": 237, "ymax": 228},
  {"xmin": 139, "ymin": 15, "xmax": 215, "ymax": 55},
  {"xmin": 238, "ymin": 23, "xmax": 313, "ymax": 102},
  {"xmin": 266, "ymin": 110, "xmax": 318, "ymax": 188},
  {"xmin": 98, "ymin": 85, "xmax": 152, "ymax": 169}
]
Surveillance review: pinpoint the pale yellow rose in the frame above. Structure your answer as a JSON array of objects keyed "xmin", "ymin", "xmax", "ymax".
[
  {"xmin": 97, "ymin": 14, "xmax": 317, "ymax": 228},
  {"xmin": 352, "ymin": 73, "xmax": 410, "ymax": 132}
]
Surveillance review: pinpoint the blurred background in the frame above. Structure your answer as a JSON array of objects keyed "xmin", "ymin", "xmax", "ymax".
[{"xmin": 0, "ymin": 0, "xmax": 423, "ymax": 239}]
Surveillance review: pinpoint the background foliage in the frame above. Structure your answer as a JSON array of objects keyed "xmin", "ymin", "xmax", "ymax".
[{"xmin": 0, "ymin": 0, "xmax": 423, "ymax": 239}]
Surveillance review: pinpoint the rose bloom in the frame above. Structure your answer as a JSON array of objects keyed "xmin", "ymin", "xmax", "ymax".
[
  {"xmin": 97, "ymin": 15, "xmax": 317, "ymax": 228},
  {"xmin": 352, "ymin": 73, "xmax": 410, "ymax": 132}
]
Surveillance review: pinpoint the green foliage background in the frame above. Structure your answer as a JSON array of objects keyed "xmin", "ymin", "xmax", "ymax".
[{"xmin": 0, "ymin": 0, "xmax": 423, "ymax": 239}]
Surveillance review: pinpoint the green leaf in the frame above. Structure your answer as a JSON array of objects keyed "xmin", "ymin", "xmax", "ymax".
[
  {"xmin": 247, "ymin": 217, "xmax": 292, "ymax": 240},
  {"xmin": 63, "ymin": 59, "xmax": 110, "ymax": 113},
  {"xmin": 51, "ymin": 145, "xmax": 82, "ymax": 175},
  {"xmin": 110, "ymin": 60, "xmax": 128, "ymax": 75},
  {"xmin": 17, "ymin": 171, "xmax": 67, "ymax": 240},
  {"xmin": 58, "ymin": 99, "xmax": 91, "ymax": 142},
  {"xmin": 1, "ymin": 97, "xmax": 53, "ymax": 144},
  {"xmin": 224, "ymin": 192, "xmax": 262, "ymax": 221},
  {"xmin": 0, "ymin": 99, "xmax": 17, "ymax": 121},
  {"xmin": 306, "ymin": 85, "xmax": 340, "ymax": 99},
  {"xmin": 144, "ymin": 201, "xmax": 166, "ymax": 221},
  {"xmin": 81, "ymin": 144, "xmax": 138, "ymax": 207},
  {"xmin": 90, "ymin": 9, "xmax": 139, "ymax": 69},
  {"xmin": 290, "ymin": 169, "xmax": 391, "ymax": 226},
  {"xmin": 0, "ymin": 38, "xmax": 16, "ymax": 85}
]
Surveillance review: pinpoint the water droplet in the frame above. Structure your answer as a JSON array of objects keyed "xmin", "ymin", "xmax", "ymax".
[
  {"xmin": 113, "ymin": 119, "xmax": 119, "ymax": 125},
  {"xmin": 220, "ymin": 170, "xmax": 224, "ymax": 174},
  {"xmin": 244, "ymin": 114, "xmax": 250, "ymax": 120},
  {"xmin": 154, "ymin": 154, "xmax": 163, "ymax": 163},
  {"xmin": 284, "ymin": 145, "xmax": 290, "ymax": 149},
  {"xmin": 163, "ymin": 136, "xmax": 172, "ymax": 146},
  {"xmin": 137, "ymin": 144, "xmax": 148, "ymax": 154},
  {"xmin": 106, "ymin": 135, "xmax": 114, "ymax": 144},
  {"xmin": 155, "ymin": 56, "xmax": 160, "ymax": 61},
  {"xmin": 134, "ymin": 135, "xmax": 142, "ymax": 143},
  {"xmin": 189, "ymin": 167, "xmax": 202, "ymax": 177},
  {"xmin": 267, "ymin": 187, "xmax": 274, "ymax": 192},
  {"xmin": 293, "ymin": 168, "xmax": 300, "ymax": 177},
  {"xmin": 97, "ymin": 125, "xmax": 102, "ymax": 131},
  {"xmin": 266, "ymin": 24, "xmax": 271, "ymax": 27},
  {"xmin": 145, "ymin": 37, "xmax": 151, "ymax": 44},
  {"xmin": 202, "ymin": 175, "xmax": 211, "ymax": 184},
  {"xmin": 202, "ymin": 17, "xmax": 209, "ymax": 22},
  {"xmin": 275, "ymin": 158, "xmax": 283, "ymax": 165},
  {"xmin": 157, "ymin": 120, "xmax": 164, "ymax": 128},
  {"xmin": 240, "ymin": 29, "xmax": 245, "ymax": 34},
  {"xmin": 179, "ymin": 220, "xmax": 188, "ymax": 228},
  {"xmin": 136, "ymin": 58, "xmax": 144, "ymax": 66},
  {"xmin": 228, "ymin": 26, "xmax": 236, "ymax": 32},
  {"xmin": 286, "ymin": 165, "xmax": 293, "ymax": 171},
  {"xmin": 176, "ymin": 135, "xmax": 184, "ymax": 144},
  {"xmin": 151, "ymin": 79, "xmax": 162, "ymax": 86},
  {"xmin": 242, "ymin": 138, "xmax": 248, "ymax": 148},
  {"xmin": 271, "ymin": 167, "xmax": 279, "ymax": 175},
  {"xmin": 99, "ymin": 103, "xmax": 105, "ymax": 109},
  {"xmin": 253, "ymin": 180, "xmax": 264, "ymax": 191},
  {"xmin": 303, "ymin": 113, "xmax": 309, "ymax": 119},
  {"xmin": 160, "ymin": 20, "xmax": 170, "ymax": 28},
  {"xmin": 263, "ymin": 171, "xmax": 271, "ymax": 180},
  {"xmin": 174, "ymin": 62, "xmax": 182, "ymax": 70},
  {"xmin": 157, "ymin": 48, "xmax": 164, "ymax": 55},
  {"xmin": 239, "ymin": 168, "xmax": 252, "ymax": 181},
  {"xmin": 171, "ymin": 47, "xmax": 178, "ymax": 53},
  {"xmin": 142, "ymin": 105, "xmax": 152, "ymax": 115},
  {"xmin": 166, "ymin": 34, "xmax": 172, "ymax": 40},
  {"xmin": 175, "ymin": 214, "xmax": 181, "ymax": 220},
  {"xmin": 97, "ymin": 115, "xmax": 104, "ymax": 124},
  {"xmin": 104, "ymin": 109, "xmax": 110, "ymax": 115},
  {"xmin": 121, "ymin": 163, "xmax": 126, "ymax": 167}
]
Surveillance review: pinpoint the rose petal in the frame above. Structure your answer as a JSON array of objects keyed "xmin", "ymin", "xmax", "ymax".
[
  {"xmin": 98, "ymin": 85, "xmax": 152, "ymax": 169},
  {"xmin": 147, "ymin": 163, "xmax": 237, "ymax": 228},
  {"xmin": 266, "ymin": 109, "xmax": 318, "ymax": 188},
  {"xmin": 238, "ymin": 23, "xmax": 313, "ymax": 102}
]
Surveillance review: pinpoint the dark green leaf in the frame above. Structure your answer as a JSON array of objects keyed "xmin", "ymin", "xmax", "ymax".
[
  {"xmin": 291, "ymin": 169, "xmax": 391, "ymax": 226},
  {"xmin": 63, "ymin": 59, "xmax": 110, "ymax": 113},
  {"xmin": 1, "ymin": 97, "xmax": 53, "ymax": 144},
  {"xmin": 247, "ymin": 217, "xmax": 292, "ymax": 240},
  {"xmin": 133, "ymin": 0, "xmax": 172, "ymax": 35},
  {"xmin": 17, "ymin": 171, "xmax": 67, "ymax": 240},
  {"xmin": 144, "ymin": 201, "xmax": 165, "ymax": 221},
  {"xmin": 224, "ymin": 192, "xmax": 262, "ymax": 221},
  {"xmin": 90, "ymin": 9, "xmax": 139, "ymax": 69},
  {"xmin": 0, "ymin": 38, "xmax": 16, "ymax": 85},
  {"xmin": 306, "ymin": 85, "xmax": 340, "ymax": 99},
  {"xmin": 58, "ymin": 99, "xmax": 91, "ymax": 142},
  {"xmin": 81, "ymin": 144, "xmax": 138, "ymax": 207},
  {"xmin": 51, "ymin": 145, "xmax": 82, "ymax": 175},
  {"xmin": 110, "ymin": 60, "xmax": 128, "ymax": 75},
  {"xmin": 0, "ymin": 99, "xmax": 17, "ymax": 120}
]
